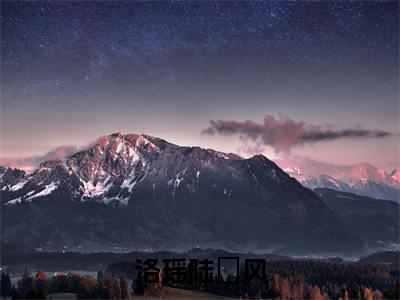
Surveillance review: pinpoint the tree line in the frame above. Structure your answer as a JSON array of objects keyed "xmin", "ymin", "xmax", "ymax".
[{"xmin": 1, "ymin": 259, "xmax": 399, "ymax": 299}]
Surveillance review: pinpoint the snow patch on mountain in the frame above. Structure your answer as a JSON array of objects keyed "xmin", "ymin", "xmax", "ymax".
[
  {"xmin": 5, "ymin": 197, "xmax": 22, "ymax": 206},
  {"xmin": 26, "ymin": 181, "xmax": 59, "ymax": 201},
  {"xmin": 1, "ymin": 133, "xmax": 281, "ymax": 207},
  {"xmin": 81, "ymin": 176, "xmax": 112, "ymax": 198},
  {"xmin": 9, "ymin": 180, "xmax": 28, "ymax": 191}
]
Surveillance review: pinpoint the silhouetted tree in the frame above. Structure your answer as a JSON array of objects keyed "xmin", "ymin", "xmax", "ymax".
[
  {"xmin": 17, "ymin": 268, "xmax": 33, "ymax": 298},
  {"xmin": 310, "ymin": 285, "xmax": 324, "ymax": 300},
  {"xmin": 119, "ymin": 276, "xmax": 132, "ymax": 300},
  {"xmin": 0, "ymin": 272, "xmax": 12, "ymax": 298},
  {"xmin": 363, "ymin": 287, "xmax": 373, "ymax": 300},
  {"xmin": 348, "ymin": 282, "xmax": 362, "ymax": 299},
  {"xmin": 102, "ymin": 277, "xmax": 121, "ymax": 300},
  {"xmin": 31, "ymin": 276, "xmax": 49, "ymax": 298},
  {"xmin": 97, "ymin": 270, "xmax": 104, "ymax": 280},
  {"xmin": 280, "ymin": 277, "xmax": 291, "ymax": 299},
  {"xmin": 35, "ymin": 269, "xmax": 48, "ymax": 281},
  {"xmin": 49, "ymin": 274, "xmax": 68, "ymax": 294},
  {"xmin": 77, "ymin": 275, "xmax": 97, "ymax": 298},
  {"xmin": 373, "ymin": 289, "xmax": 383, "ymax": 300},
  {"xmin": 384, "ymin": 281, "xmax": 400, "ymax": 299},
  {"xmin": 271, "ymin": 273, "xmax": 280, "ymax": 299},
  {"xmin": 133, "ymin": 270, "xmax": 144, "ymax": 296}
]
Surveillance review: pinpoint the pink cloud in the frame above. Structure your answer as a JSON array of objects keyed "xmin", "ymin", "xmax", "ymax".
[
  {"xmin": 0, "ymin": 145, "xmax": 78, "ymax": 170},
  {"xmin": 203, "ymin": 115, "xmax": 393, "ymax": 153}
]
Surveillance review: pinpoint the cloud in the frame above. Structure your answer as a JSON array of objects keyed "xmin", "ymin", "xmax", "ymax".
[
  {"xmin": 202, "ymin": 115, "xmax": 394, "ymax": 153},
  {"xmin": 0, "ymin": 145, "xmax": 78, "ymax": 171}
]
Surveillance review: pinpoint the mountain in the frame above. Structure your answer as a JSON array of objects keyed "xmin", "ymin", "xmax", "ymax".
[
  {"xmin": 0, "ymin": 166, "xmax": 25, "ymax": 188},
  {"xmin": 315, "ymin": 188, "xmax": 399, "ymax": 250},
  {"xmin": 284, "ymin": 163, "xmax": 400, "ymax": 202},
  {"xmin": 356, "ymin": 251, "xmax": 400, "ymax": 266},
  {"xmin": 0, "ymin": 133, "xmax": 369, "ymax": 255}
]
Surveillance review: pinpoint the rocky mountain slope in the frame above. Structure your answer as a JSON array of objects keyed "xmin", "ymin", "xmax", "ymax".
[
  {"xmin": 0, "ymin": 133, "xmax": 371, "ymax": 255},
  {"xmin": 315, "ymin": 188, "xmax": 399, "ymax": 251}
]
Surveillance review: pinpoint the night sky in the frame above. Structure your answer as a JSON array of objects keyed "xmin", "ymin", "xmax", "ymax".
[{"xmin": 1, "ymin": 1, "xmax": 399, "ymax": 169}]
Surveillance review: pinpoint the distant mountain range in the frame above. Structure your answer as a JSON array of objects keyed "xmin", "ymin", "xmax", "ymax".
[
  {"xmin": 0, "ymin": 133, "xmax": 398, "ymax": 255},
  {"xmin": 284, "ymin": 163, "xmax": 400, "ymax": 202}
]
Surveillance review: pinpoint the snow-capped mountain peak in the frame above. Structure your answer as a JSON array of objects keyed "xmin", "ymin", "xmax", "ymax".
[
  {"xmin": 2, "ymin": 133, "xmax": 359, "ymax": 253},
  {"xmin": 284, "ymin": 167, "xmax": 311, "ymax": 182},
  {"xmin": 283, "ymin": 163, "xmax": 400, "ymax": 202},
  {"xmin": 0, "ymin": 133, "xmax": 246, "ymax": 206}
]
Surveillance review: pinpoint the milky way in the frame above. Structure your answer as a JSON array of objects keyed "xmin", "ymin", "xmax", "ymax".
[{"xmin": 1, "ymin": 1, "xmax": 398, "ymax": 169}]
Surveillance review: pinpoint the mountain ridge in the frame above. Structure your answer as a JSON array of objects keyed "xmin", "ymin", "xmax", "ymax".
[
  {"xmin": 284, "ymin": 162, "xmax": 400, "ymax": 202},
  {"xmin": 0, "ymin": 132, "xmax": 365, "ymax": 255}
]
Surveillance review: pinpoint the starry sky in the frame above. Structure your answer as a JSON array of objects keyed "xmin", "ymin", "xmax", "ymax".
[{"xmin": 1, "ymin": 1, "xmax": 399, "ymax": 170}]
